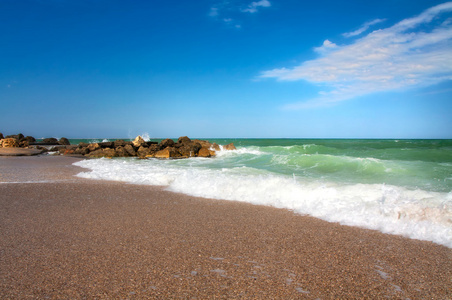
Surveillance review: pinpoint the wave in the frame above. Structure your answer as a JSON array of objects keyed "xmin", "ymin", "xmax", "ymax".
[{"xmin": 74, "ymin": 157, "xmax": 452, "ymax": 248}]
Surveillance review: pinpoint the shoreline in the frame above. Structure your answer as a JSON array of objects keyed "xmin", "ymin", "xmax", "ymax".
[{"xmin": 0, "ymin": 156, "xmax": 451, "ymax": 298}]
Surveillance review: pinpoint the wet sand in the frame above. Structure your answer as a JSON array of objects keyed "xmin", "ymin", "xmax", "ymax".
[{"xmin": 0, "ymin": 156, "xmax": 451, "ymax": 299}]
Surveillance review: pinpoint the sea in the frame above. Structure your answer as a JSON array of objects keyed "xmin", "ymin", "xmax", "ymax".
[{"xmin": 70, "ymin": 138, "xmax": 452, "ymax": 248}]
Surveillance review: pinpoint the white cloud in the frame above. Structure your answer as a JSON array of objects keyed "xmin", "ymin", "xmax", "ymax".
[
  {"xmin": 343, "ymin": 18, "xmax": 386, "ymax": 38},
  {"xmin": 241, "ymin": 0, "xmax": 271, "ymax": 13},
  {"xmin": 260, "ymin": 2, "xmax": 452, "ymax": 109}
]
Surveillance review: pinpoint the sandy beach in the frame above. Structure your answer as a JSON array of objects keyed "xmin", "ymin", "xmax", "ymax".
[{"xmin": 0, "ymin": 156, "xmax": 451, "ymax": 299}]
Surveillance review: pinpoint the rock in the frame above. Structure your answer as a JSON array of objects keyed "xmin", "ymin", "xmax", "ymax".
[
  {"xmin": 87, "ymin": 143, "xmax": 100, "ymax": 152},
  {"xmin": 19, "ymin": 140, "xmax": 29, "ymax": 148},
  {"xmin": 43, "ymin": 138, "xmax": 59, "ymax": 144},
  {"xmin": 1, "ymin": 138, "xmax": 19, "ymax": 148},
  {"xmin": 159, "ymin": 138, "xmax": 175, "ymax": 148},
  {"xmin": 6, "ymin": 133, "xmax": 24, "ymax": 140},
  {"xmin": 133, "ymin": 136, "xmax": 146, "ymax": 148},
  {"xmin": 178, "ymin": 142, "xmax": 202, "ymax": 157},
  {"xmin": 155, "ymin": 147, "xmax": 180, "ymax": 158},
  {"xmin": 115, "ymin": 146, "xmax": 129, "ymax": 157},
  {"xmin": 137, "ymin": 146, "xmax": 151, "ymax": 158},
  {"xmin": 23, "ymin": 136, "xmax": 36, "ymax": 143},
  {"xmin": 114, "ymin": 139, "xmax": 127, "ymax": 148},
  {"xmin": 212, "ymin": 143, "xmax": 221, "ymax": 151},
  {"xmin": 88, "ymin": 148, "xmax": 117, "ymax": 158},
  {"xmin": 223, "ymin": 143, "xmax": 236, "ymax": 150},
  {"xmin": 198, "ymin": 147, "xmax": 216, "ymax": 157},
  {"xmin": 98, "ymin": 141, "xmax": 114, "ymax": 148},
  {"xmin": 178, "ymin": 136, "xmax": 191, "ymax": 144},
  {"xmin": 0, "ymin": 133, "xmax": 3, "ymax": 140},
  {"xmin": 59, "ymin": 137, "xmax": 70, "ymax": 145},
  {"xmin": 193, "ymin": 139, "xmax": 212, "ymax": 149},
  {"xmin": 124, "ymin": 144, "xmax": 136, "ymax": 156},
  {"xmin": 75, "ymin": 147, "xmax": 90, "ymax": 155}
]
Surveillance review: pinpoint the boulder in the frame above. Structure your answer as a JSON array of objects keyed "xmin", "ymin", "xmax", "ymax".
[
  {"xmin": 87, "ymin": 143, "xmax": 100, "ymax": 152},
  {"xmin": 19, "ymin": 140, "xmax": 29, "ymax": 148},
  {"xmin": 124, "ymin": 144, "xmax": 136, "ymax": 156},
  {"xmin": 0, "ymin": 133, "xmax": 3, "ymax": 140},
  {"xmin": 115, "ymin": 146, "xmax": 129, "ymax": 157},
  {"xmin": 88, "ymin": 148, "xmax": 117, "ymax": 158},
  {"xmin": 178, "ymin": 136, "xmax": 191, "ymax": 144},
  {"xmin": 159, "ymin": 138, "xmax": 175, "ymax": 148},
  {"xmin": 155, "ymin": 147, "xmax": 180, "ymax": 158},
  {"xmin": 193, "ymin": 139, "xmax": 212, "ymax": 149},
  {"xmin": 133, "ymin": 136, "xmax": 146, "ymax": 148},
  {"xmin": 75, "ymin": 147, "xmax": 90, "ymax": 155},
  {"xmin": 23, "ymin": 136, "xmax": 36, "ymax": 143},
  {"xmin": 114, "ymin": 139, "xmax": 127, "ymax": 148},
  {"xmin": 43, "ymin": 138, "xmax": 59, "ymax": 144},
  {"xmin": 212, "ymin": 143, "xmax": 221, "ymax": 151},
  {"xmin": 198, "ymin": 147, "xmax": 216, "ymax": 157},
  {"xmin": 6, "ymin": 133, "xmax": 24, "ymax": 140},
  {"xmin": 98, "ymin": 141, "xmax": 114, "ymax": 148},
  {"xmin": 1, "ymin": 138, "xmax": 19, "ymax": 148},
  {"xmin": 137, "ymin": 146, "xmax": 152, "ymax": 158},
  {"xmin": 178, "ymin": 142, "xmax": 202, "ymax": 157},
  {"xmin": 223, "ymin": 143, "xmax": 236, "ymax": 150},
  {"xmin": 59, "ymin": 137, "xmax": 70, "ymax": 145}
]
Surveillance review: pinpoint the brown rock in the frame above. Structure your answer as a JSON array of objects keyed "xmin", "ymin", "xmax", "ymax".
[
  {"xmin": 87, "ymin": 143, "xmax": 100, "ymax": 152},
  {"xmin": 59, "ymin": 137, "xmax": 70, "ymax": 145},
  {"xmin": 223, "ymin": 143, "xmax": 237, "ymax": 150},
  {"xmin": 115, "ymin": 146, "xmax": 129, "ymax": 157},
  {"xmin": 160, "ymin": 138, "xmax": 175, "ymax": 148},
  {"xmin": 137, "ymin": 146, "xmax": 151, "ymax": 158},
  {"xmin": 23, "ymin": 136, "xmax": 36, "ymax": 143},
  {"xmin": 6, "ymin": 133, "xmax": 24, "ymax": 140},
  {"xmin": 124, "ymin": 144, "xmax": 136, "ymax": 156},
  {"xmin": 133, "ymin": 136, "xmax": 146, "ymax": 148},
  {"xmin": 75, "ymin": 147, "xmax": 89, "ymax": 155},
  {"xmin": 43, "ymin": 138, "xmax": 59, "ymax": 144},
  {"xmin": 198, "ymin": 147, "xmax": 216, "ymax": 157},
  {"xmin": 98, "ymin": 141, "xmax": 114, "ymax": 148},
  {"xmin": 19, "ymin": 140, "xmax": 29, "ymax": 148},
  {"xmin": 1, "ymin": 138, "xmax": 19, "ymax": 148},
  {"xmin": 178, "ymin": 142, "xmax": 202, "ymax": 157},
  {"xmin": 114, "ymin": 140, "xmax": 127, "ymax": 148},
  {"xmin": 178, "ymin": 136, "xmax": 191, "ymax": 144},
  {"xmin": 88, "ymin": 148, "xmax": 117, "ymax": 158},
  {"xmin": 193, "ymin": 139, "xmax": 212, "ymax": 149},
  {"xmin": 155, "ymin": 147, "xmax": 180, "ymax": 158},
  {"xmin": 212, "ymin": 143, "xmax": 221, "ymax": 151}
]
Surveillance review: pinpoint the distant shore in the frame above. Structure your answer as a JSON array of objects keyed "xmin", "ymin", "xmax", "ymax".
[{"xmin": 0, "ymin": 155, "xmax": 451, "ymax": 298}]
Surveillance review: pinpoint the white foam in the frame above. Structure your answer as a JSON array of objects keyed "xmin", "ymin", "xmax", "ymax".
[{"xmin": 74, "ymin": 158, "xmax": 452, "ymax": 248}]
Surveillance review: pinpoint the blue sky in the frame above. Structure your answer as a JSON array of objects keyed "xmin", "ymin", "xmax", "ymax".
[{"xmin": 1, "ymin": 0, "xmax": 451, "ymax": 138}]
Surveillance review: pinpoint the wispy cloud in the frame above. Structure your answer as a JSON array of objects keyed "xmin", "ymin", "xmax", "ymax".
[
  {"xmin": 260, "ymin": 2, "xmax": 452, "ymax": 109},
  {"xmin": 209, "ymin": 0, "xmax": 271, "ymax": 27},
  {"xmin": 342, "ymin": 18, "xmax": 386, "ymax": 38},
  {"xmin": 241, "ymin": 0, "xmax": 271, "ymax": 13}
]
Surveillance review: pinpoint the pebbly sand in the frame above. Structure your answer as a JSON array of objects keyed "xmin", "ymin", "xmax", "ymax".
[{"xmin": 0, "ymin": 156, "xmax": 451, "ymax": 299}]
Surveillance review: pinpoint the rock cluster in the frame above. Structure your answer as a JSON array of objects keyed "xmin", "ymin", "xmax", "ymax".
[
  {"xmin": 0, "ymin": 132, "xmax": 236, "ymax": 159},
  {"xmin": 68, "ymin": 136, "xmax": 236, "ymax": 159}
]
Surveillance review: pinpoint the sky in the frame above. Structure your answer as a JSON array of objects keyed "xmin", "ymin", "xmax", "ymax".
[{"xmin": 1, "ymin": 0, "xmax": 451, "ymax": 139}]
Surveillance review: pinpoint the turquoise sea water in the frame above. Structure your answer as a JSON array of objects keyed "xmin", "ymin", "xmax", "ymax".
[{"xmin": 73, "ymin": 138, "xmax": 452, "ymax": 247}]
